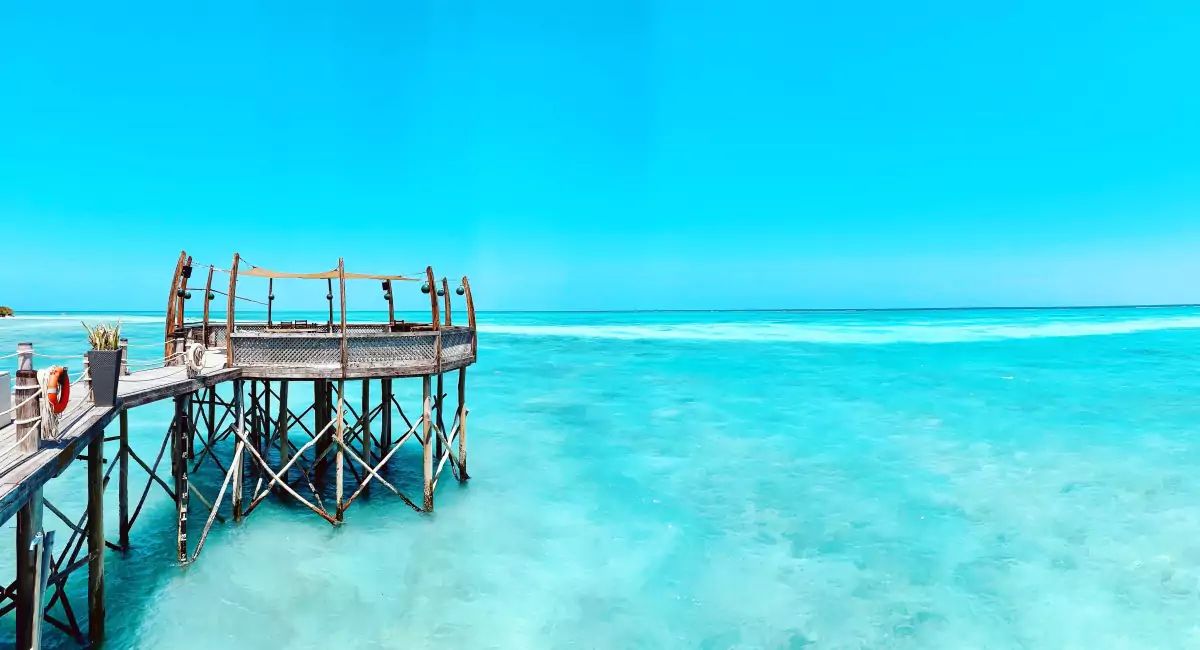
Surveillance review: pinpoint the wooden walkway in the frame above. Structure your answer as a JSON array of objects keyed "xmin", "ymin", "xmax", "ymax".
[{"xmin": 0, "ymin": 355, "xmax": 238, "ymax": 526}]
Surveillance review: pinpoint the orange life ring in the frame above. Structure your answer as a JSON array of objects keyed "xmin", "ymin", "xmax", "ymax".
[{"xmin": 46, "ymin": 366, "xmax": 70, "ymax": 414}]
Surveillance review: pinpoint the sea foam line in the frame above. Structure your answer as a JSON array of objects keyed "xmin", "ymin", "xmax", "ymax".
[{"xmin": 479, "ymin": 316, "xmax": 1200, "ymax": 344}]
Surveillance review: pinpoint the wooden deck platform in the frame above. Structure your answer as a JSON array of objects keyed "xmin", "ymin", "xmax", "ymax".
[{"xmin": 0, "ymin": 355, "xmax": 238, "ymax": 527}]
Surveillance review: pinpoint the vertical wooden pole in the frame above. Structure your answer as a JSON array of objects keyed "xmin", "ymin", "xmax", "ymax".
[
  {"xmin": 225, "ymin": 253, "xmax": 241, "ymax": 368},
  {"xmin": 361, "ymin": 379, "xmax": 372, "ymax": 467},
  {"xmin": 426, "ymin": 267, "xmax": 440, "ymax": 330},
  {"xmin": 266, "ymin": 278, "xmax": 274, "ymax": 327},
  {"xmin": 337, "ymin": 259, "xmax": 348, "ymax": 375},
  {"xmin": 335, "ymin": 379, "xmax": 345, "ymax": 522},
  {"xmin": 457, "ymin": 367, "xmax": 469, "ymax": 480},
  {"xmin": 326, "ymin": 278, "xmax": 334, "ymax": 332},
  {"xmin": 119, "ymin": 338, "xmax": 129, "ymax": 376},
  {"xmin": 177, "ymin": 255, "xmax": 193, "ymax": 333},
  {"xmin": 15, "ymin": 341, "xmax": 43, "ymax": 648},
  {"xmin": 462, "ymin": 276, "xmax": 476, "ymax": 358},
  {"xmin": 15, "ymin": 488, "xmax": 43, "ymax": 650},
  {"xmin": 172, "ymin": 394, "xmax": 189, "ymax": 563},
  {"xmin": 232, "ymin": 380, "xmax": 245, "ymax": 520},
  {"xmin": 313, "ymin": 380, "xmax": 330, "ymax": 476},
  {"xmin": 202, "ymin": 265, "xmax": 215, "ymax": 346},
  {"xmin": 14, "ymin": 342, "xmax": 39, "ymax": 455},
  {"xmin": 87, "ymin": 432, "xmax": 105, "ymax": 644},
  {"xmin": 276, "ymin": 380, "xmax": 290, "ymax": 494},
  {"xmin": 248, "ymin": 380, "xmax": 260, "ymax": 482},
  {"xmin": 118, "ymin": 410, "xmax": 130, "ymax": 549},
  {"xmin": 435, "ymin": 372, "xmax": 444, "ymax": 463},
  {"xmin": 385, "ymin": 280, "xmax": 395, "ymax": 328},
  {"xmin": 165, "ymin": 250, "xmax": 187, "ymax": 359},
  {"xmin": 442, "ymin": 277, "xmax": 452, "ymax": 327},
  {"xmin": 422, "ymin": 375, "xmax": 434, "ymax": 511},
  {"xmin": 380, "ymin": 378, "xmax": 392, "ymax": 452}
]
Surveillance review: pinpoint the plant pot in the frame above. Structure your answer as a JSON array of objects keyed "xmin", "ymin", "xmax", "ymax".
[{"xmin": 88, "ymin": 349, "xmax": 122, "ymax": 406}]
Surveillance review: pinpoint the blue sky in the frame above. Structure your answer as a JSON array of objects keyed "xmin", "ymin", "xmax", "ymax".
[{"xmin": 2, "ymin": 1, "xmax": 1199, "ymax": 310}]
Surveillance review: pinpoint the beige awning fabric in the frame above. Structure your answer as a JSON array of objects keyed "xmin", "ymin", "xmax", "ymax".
[{"xmin": 239, "ymin": 265, "xmax": 420, "ymax": 281}]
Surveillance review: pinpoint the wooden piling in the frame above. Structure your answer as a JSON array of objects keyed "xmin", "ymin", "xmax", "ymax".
[
  {"xmin": 232, "ymin": 380, "xmax": 245, "ymax": 520},
  {"xmin": 458, "ymin": 367, "xmax": 469, "ymax": 480},
  {"xmin": 225, "ymin": 253, "xmax": 241, "ymax": 367},
  {"xmin": 335, "ymin": 380, "xmax": 345, "ymax": 522},
  {"xmin": 435, "ymin": 372, "xmax": 444, "ymax": 462},
  {"xmin": 422, "ymin": 375, "xmax": 434, "ymax": 511},
  {"xmin": 173, "ymin": 394, "xmax": 189, "ymax": 563},
  {"xmin": 361, "ymin": 379, "xmax": 372, "ymax": 467},
  {"xmin": 276, "ymin": 380, "xmax": 290, "ymax": 493},
  {"xmin": 119, "ymin": 338, "xmax": 129, "ymax": 376},
  {"xmin": 87, "ymin": 432, "xmax": 105, "ymax": 645},
  {"xmin": 118, "ymin": 409, "xmax": 130, "ymax": 550},
  {"xmin": 381, "ymin": 378, "xmax": 393, "ymax": 452},
  {"xmin": 15, "ymin": 487, "xmax": 44, "ymax": 650},
  {"xmin": 314, "ymin": 380, "xmax": 330, "ymax": 476}
]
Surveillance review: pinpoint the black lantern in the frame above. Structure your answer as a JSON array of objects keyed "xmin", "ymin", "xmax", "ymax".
[
  {"xmin": 455, "ymin": 286, "xmax": 465, "ymax": 296},
  {"xmin": 421, "ymin": 283, "xmax": 431, "ymax": 294}
]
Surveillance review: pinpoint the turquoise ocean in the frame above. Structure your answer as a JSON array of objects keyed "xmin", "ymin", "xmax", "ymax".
[{"xmin": 3, "ymin": 307, "xmax": 1200, "ymax": 648}]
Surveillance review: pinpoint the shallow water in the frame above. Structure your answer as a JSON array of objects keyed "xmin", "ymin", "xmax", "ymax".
[{"xmin": 3, "ymin": 307, "xmax": 1200, "ymax": 648}]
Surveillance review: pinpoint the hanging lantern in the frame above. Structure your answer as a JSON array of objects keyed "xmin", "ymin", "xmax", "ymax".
[
  {"xmin": 207, "ymin": 292, "xmax": 215, "ymax": 301},
  {"xmin": 436, "ymin": 287, "xmax": 446, "ymax": 297},
  {"xmin": 269, "ymin": 294, "xmax": 276, "ymax": 302},
  {"xmin": 183, "ymin": 291, "xmax": 192, "ymax": 300},
  {"xmin": 421, "ymin": 283, "xmax": 431, "ymax": 294},
  {"xmin": 326, "ymin": 292, "xmax": 333, "ymax": 300},
  {"xmin": 384, "ymin": 291, "xmax": 392, "ymax": 300},
  {"xmin": 455, "ymin": 286, "xmax": 465, "ymax": 296}
]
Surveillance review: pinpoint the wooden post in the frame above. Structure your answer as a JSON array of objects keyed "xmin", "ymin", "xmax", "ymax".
[
  {"xmin": 435, "ymin": 372, "xmax": 444, "ymax": 463},
  {"xmin": 225, "ymin": 253, "xmax": 241, "ymax": 368},
  {"xmin": 426, "ymin": 267, "xmax": 440, "ymax": 330},
  {"xmin": 276, "ymin": 380, "xmax": 289, "ymax": 493},
  {"xmin": 326, "ymin": 278, "xmax": 335, "ymax": 332},
  {"xmin": 15, "ymin": 342, "xmax": 39, "ymax": 455},
  {"xmin": 361, "ymin": 379, "xmax": 372, "ymax": 468},
  {"xmin": 314, "ymin": 380, "xmax": 330, "ymax": 476},
  {"xmin": 385, "ymin": 280, "xmax": 395, "ymax": 328},
  {"xmin": 87, "ymin": 432, "xmax": 105, "ymax": 645},
  {"xmin": 14, "ymin": 342, "xmax": 45, "ymax": 647},
  {"xmin": 248, "ymin": 380, "xmax": 260, "ymax": 482},
  {"xmin": 338, "ymin": 259, "xmax": 348, "ymax": 376},
  {"xmin": 165, "ymin": 250, "xmax": 186, "ymax": 359},
  {"xmin": 462, "ymin": 276, "xmax": 476, "ymax": 357},
  {"xmin": 457, "ymin": 367, "xmax": 469, "ymax": 480},
  {"xmin": 267, "ymin": 278, "xmax": 274, "ymax": 327},
  {"xmin": 335, "ymin": 379, "xmax": 345, "ymax": 521},
  {"xmin": 176, "ymin": 255, "xmax": 193, "ymax": 333},
  {"xmin": 380, "ymin": 378, "xmax": 392, "ymax": 452},
  {"xmin": 232, "ymin": 380, "xmax": 245, "ymax": 520},
  {"xmin": 202, "ymin": 265, "xmax": 215, "ymax": 346},
  {"xmin": 442, "ymin": 277, "xmax": 452, "ymax": 327},
  {"xmin": 119, "ymin": 409, "xmax": 130, "ymax": 549},
  {"xmin": 119, "ymin": 338, "xmax": 129, "ymax": 376},
  {"xmin": 15, "ymin": 487, "xmax": 44, "ymax": 650},
  {"xmin": 172, "ymin": 394, "xmax": 189, "ymax": 563},
  {"xmin": 422, "ymin": 375, "xmax": 434, "ymax": 511}
]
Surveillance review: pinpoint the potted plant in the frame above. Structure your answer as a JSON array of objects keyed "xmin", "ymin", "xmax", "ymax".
[{"xmin": 84, "ymin": 321, "xmax": 122, "ymax": 406}]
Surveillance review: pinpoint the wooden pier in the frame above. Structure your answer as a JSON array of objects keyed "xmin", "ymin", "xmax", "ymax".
[{"xmin": 0, "ymin": 251, "xmax": 477, "ymax": 647}]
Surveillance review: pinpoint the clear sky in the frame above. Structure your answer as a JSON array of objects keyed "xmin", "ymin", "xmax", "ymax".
[{"xmin": 2, "ymin": 1, "xmax": 1199, "ymax": 311}]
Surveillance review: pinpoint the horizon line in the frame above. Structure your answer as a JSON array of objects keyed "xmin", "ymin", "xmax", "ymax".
[{"xmin": 8, "ymin": 302, "xmax": 1200, "ymax": 315}]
